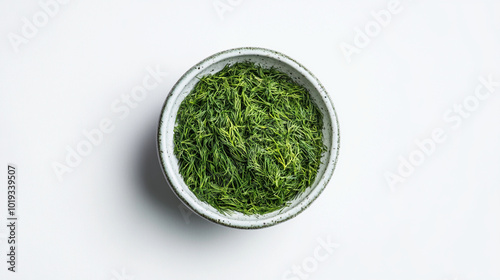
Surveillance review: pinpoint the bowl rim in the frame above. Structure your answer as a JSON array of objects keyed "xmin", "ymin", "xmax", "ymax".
[{"xmin": 157, "ymin": 47, "xmax": 340, "ymax": 229}]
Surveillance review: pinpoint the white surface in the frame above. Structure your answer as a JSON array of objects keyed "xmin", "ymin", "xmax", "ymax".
[{"xmin": 0, "ymin": 0, "xmax": 499, "ymax": 279}]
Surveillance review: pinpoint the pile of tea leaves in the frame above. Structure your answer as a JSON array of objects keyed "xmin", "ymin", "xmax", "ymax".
[{"xmin": 174, "ymin": 62, "xmax": 325, "ymax": 215}]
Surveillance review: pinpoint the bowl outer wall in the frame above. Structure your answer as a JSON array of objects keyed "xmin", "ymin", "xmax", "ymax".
[{"xmin": 157, "ymin": 47, "xmax": 340, "ymax": 229}]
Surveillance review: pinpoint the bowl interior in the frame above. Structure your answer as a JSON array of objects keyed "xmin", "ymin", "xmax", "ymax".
[{"xmin": 158, "ymin": 48, "xmax": 339, "ymax": 228}]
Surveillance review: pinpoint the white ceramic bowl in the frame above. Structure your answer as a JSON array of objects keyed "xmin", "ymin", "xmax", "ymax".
[{"xmin": 157, "ymin": 47, "xmax": 339, "ymax": 229}]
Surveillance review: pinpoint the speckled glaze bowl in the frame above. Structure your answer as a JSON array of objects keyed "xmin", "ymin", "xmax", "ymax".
[{"xmin": 157, "ymin": 47, "xmax": 339, "ymax": 229}]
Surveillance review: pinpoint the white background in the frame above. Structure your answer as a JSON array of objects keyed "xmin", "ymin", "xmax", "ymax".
[{"xmin": 1, "ymin": 0, "xmax": 499, "ymax": 279}]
